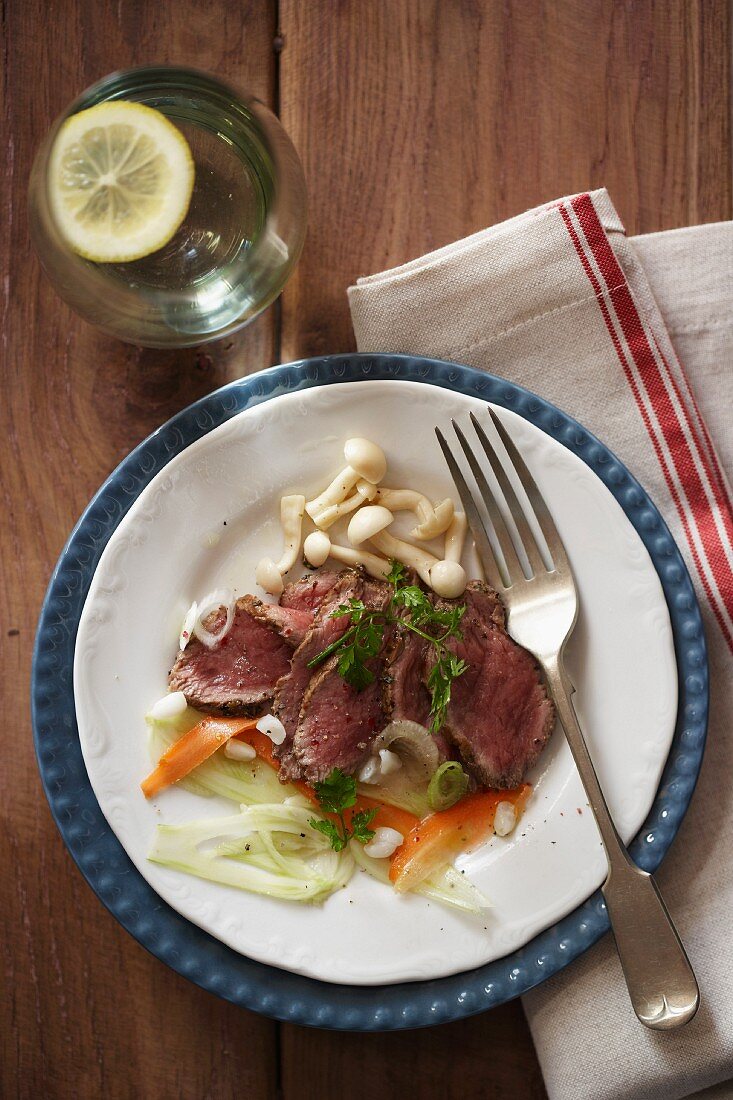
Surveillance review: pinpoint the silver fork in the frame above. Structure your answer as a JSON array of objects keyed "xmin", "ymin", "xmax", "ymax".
[{"xmin": 436, "ymin": 408, "xmax": 699, "ymax": 1031}]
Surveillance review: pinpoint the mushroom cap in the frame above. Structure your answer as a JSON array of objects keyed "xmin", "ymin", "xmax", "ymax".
[
  {"xmin": 303, "ymin": 530, "xmax": 331, "ymax": 567},
  {"xmin": 347, "ymin": 504, "xmax": 394, "ymax": 546},
  {"xmin": 429, "ymin": 559, "xmax": 467, "ymax": 598},
  {"xmin": 343, "ymin": 438, "xmax": 388, "ymax": 483},
  {"xmin": 255, "ymin": 556, "xmax": 284, "ymax": 596}
]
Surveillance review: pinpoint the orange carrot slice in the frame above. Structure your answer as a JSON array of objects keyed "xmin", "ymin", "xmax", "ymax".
[
  {"xmin": 141, "ymin": 716, "xmax": 258, "ymax": 798},
  {"xmin": 237, "ymin": 729, "xmax": 281, "ymax": 769},
  {"xmin": 389, "ymin": 784, "xmax": 531, "ymax": 893}
]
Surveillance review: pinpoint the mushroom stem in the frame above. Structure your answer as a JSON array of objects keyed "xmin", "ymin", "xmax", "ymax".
[
  {"xmin": 275, "ymin": 495, "xmax": 306, "ymax": 572},
  {"xmin": 370, "ymin": 530, "xmax": 439, "ymax": 585},
  {"xmin": 444, "ymin": 511, "xmax": 467, "ymax": 563},
  {"xmin": 311, "ymin": 486, "xmax": 367, "ymax": 530},
  {"xmin": 355, "ymin": 479, "xmax": 378, "ymax": 501},
  {"xmin": 375, "ymin": 487, "xmax": 454, "ymax": 540},
  {"xmin": 305, "ymin": 466, "xmax": 360, "ymax": 521},
  {"xmin": 411, "ymin": 498, "xmax": 454, "ymax": 540},
  {"xmin": 375, "ymin": 487, "xmax": 429, "ymax": 513},
  {"xmin": 327, "ymin": 542, "xmax": 392, "ymax": 580}
]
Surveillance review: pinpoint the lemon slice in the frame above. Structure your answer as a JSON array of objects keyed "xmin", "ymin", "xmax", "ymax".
[{"xmin": 49, "ymin": 101, "xmax": 195, "ymax": 263}]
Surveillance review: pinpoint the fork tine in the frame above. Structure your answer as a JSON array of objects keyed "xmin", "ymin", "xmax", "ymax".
[
  {"xmin": 434, "ymin": 428, "xmax": 506, "ymax": 591},
  {"xmin": 469, "ymin": 413, "xmax": 546, "ymax": 577},
  {"xmin": 487, "ymin": 408, "xmax": 570, "ymax": 574},
  {"xmin": 451, "ymin": 420, "xmax": 524, "ymax": 586}
]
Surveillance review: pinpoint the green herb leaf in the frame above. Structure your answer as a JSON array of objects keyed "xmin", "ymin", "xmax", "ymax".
[
  {"xmin": 313, "ymin": 768, "xmax": 357, "ymax": 815},
  {"xmin": 393, "ymin": 584, "xmax": 435, "ymax": 627},
  {"xmin": 308, "ymin": 771, "xmax": 377, "ymax": 851},
  {"xmin": 392, "ymin": 584, "xmax": 426, "ymax": 610},
  {"xmin": 335, "ymin": 613, "xmax": 382, "ymax": 689},
  {"xmin": 330, "ymin": 598, "xmax": 368, "ymax": 620},
  {"xmin": 340, "ymin": 654, "xmax": 376, "ymax": 690},
  {"xmin": 306, "ymin": 559, "xmax": 468, "ymax": 730},
  {"xmin": 308, "ymin": 816, "xmax": 348, "ymax": 852},
  {"xmin": 429, "ymin": 602, "xmax": 466, "ymax": 636},
  {"xmin": 427, "ymin": 653, "xmax": 469, "ymax": 732},
  {"xmin": 386, "ymin": 560, "xmax": 407, "ymax": 588},
  {"xmin": 351, "ymin": 808, "xmax": 378, "ymax": 844}
]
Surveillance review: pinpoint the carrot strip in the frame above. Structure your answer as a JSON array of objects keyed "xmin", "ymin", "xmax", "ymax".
[
  {"xmin": 141, "ymin": 717, "xmax": 258, "ymax": 798},
  {"xmin": 237, "ymin": 729, "xmax": 281, "ymax": 769},
  {"xmin": 389, "ymin": 784, "xmax": 532, "ymax": 893}
]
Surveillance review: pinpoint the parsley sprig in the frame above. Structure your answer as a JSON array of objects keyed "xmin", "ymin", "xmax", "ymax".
[
  {"xmin": 307, "ymin": 561, "xmax": 467, "ymax": 732},
  {"xmin": 308, "ymin": 769, "xmax": 378, "ymax": 852},
  {"xmin": 303, "ymin": 598, "xmax": 383, "ymax": 690}
]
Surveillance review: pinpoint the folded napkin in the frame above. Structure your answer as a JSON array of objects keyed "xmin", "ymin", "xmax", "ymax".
[{"xmin": 348, "ymin": 190, "xmax": 733, "ymax": 1100}]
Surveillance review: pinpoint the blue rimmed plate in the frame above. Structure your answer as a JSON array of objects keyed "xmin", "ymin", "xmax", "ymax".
[{"xmin": 32, "ymin": 354, "xmax": 707, "ymax": 1028}]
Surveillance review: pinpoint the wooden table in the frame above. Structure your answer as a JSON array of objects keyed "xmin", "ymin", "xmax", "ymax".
[{"xmin": 4, "ymin": 2, "xmax": 730, "ymax": 1096}]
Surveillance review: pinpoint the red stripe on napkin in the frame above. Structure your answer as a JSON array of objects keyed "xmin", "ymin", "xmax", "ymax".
[{"xmin": 560, "ymin": 194, "xmax": 733, "ymax": 649}]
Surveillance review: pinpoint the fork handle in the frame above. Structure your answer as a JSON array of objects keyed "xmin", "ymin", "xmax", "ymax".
[{"xmin": 544, "ymin": 659, "xmax": 699, "ymax": 1030}]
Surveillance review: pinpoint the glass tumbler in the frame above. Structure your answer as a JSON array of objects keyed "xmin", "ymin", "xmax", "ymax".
[{"xmin": 28, "ymin": 67, "xmax": 307, "ymax": 348}]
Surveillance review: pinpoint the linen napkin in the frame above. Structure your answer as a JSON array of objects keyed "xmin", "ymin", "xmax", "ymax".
[{"xmin": 348, "ymin": 190, "xmax": 733, "ymax": 1100}]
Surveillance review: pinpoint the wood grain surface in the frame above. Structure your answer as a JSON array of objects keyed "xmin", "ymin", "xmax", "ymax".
[{"xmin": 3, "ymin": 2, "xmax": 730, "ymax": 1098}]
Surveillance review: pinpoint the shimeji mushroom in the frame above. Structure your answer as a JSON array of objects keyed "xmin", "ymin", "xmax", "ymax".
[
  {"xmin": 310, "ymin": 478, "xmax": 380, "ymax": 530},
  {"xmin": 428, "ymin": 510, "xmax": 468, "ymax": 597},
  {"xmin": 443, "ymin": 511, "xmax": 467, "ymax": 562},
  {"xmin": 255, "ymin": 556, "xmax": 284, "ymax": 596},
  {"xmin": 428, "ymin": 559, "xmax": 467, "ymax": 598},
  {"xmin": 369, "ymin": 529, "xmax": 439, "ymax": 585},
  {"xmin": 303, "ymin": 530, "xmax": 331, "ymax": 568},
  {"xmin": 311, "ymin": 490, "xmax": 364, "ymax": 530},
  {"xmin": 305, "ymin": 439, "xmax": 387, "ymax": 526},
  {"xmin": 369, "ymin": 525, "xmax": 468, "ymax": 597},
  {"xmin": 347, "ymin": 504, "xmax": 394, "ymax": 546},
  {"xmin": 255, "ymin": 494, "xmax": 306, "ymax": 595},
  {"xmin": 327, "ymin": 541, "xmax": 392, "ymax": 580},
  {"xmin": 374, "ymin": 487, "xmax": 454, "ymax": 540},
  {"xmin": 355, "ymin": 478, "xmax": 378, "ymax": 501},
  {"xmin": 344, "ymin": 438, "xmax": 388, "ymax": 483}
]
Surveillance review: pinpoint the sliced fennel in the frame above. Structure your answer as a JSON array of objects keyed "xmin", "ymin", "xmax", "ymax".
[
  {"xmin": 149, "ymin": 802, "xmax": 353, "ymax": 903},
  {"xmin": 146, "ymin": 706, "xmax": 201, "ymax": 736},
  {"xmin": 147, "ymin": 714, "xmax": 298, "ymax": 805},
  {"xmin": 146, "ymin": 708, "xmax": 490, "ymax": 915},
  {"xmin": 357, "ymin": 778, "xmax": 430, "ymax": 818},
  {"xmin": 350, "ymin": 838, "xmax": 490, "ymax": 914}
]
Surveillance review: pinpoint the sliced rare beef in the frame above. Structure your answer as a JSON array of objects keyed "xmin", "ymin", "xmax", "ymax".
[
  {"xmin": 168, "ymin": 599, "xmax": 294, "ymax": 717},
  {"xmin": 289, "ymin": 653, "xmax": 387, "ymax": 783},
  {"xmin": 273, "ymin": 570, "xmax": 363, "ymax": 769},
  {"xmin": 242, "ymin": 594, "xmax": 313, "ymax": 648},
  {"xmin": 385, "ymin": 627, "xmax": 432, "ymax": 728},
  {"xmin": 384, "ymin": 626, "xmax": 450, "ymax": 760},
  {"xmin": 383, "ymin": 572, "xmax": 447, "ymax": 754},
  {"xmin": 436, "ymin": 581, "xmax": 555, "ymax": 788},
  {"xmin": 280, "ymin": 571, "xmax": 341, "ymax": 613},
  {"xmin": 286, "ymin": 577, "xmax": 393, "ymax": 783},
  {"xmin": 168, "ymin": 565, "xmax": 553, "ymax": 788}
]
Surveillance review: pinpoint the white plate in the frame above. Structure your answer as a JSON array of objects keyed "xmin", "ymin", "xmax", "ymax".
[{"xmin": 74, "ymin": 380, "xmax": 677, "ymax": 985}]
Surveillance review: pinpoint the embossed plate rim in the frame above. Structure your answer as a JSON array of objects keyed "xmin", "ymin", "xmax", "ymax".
[{"xmin": 31, "ymin": 354, "xmax": 708, "ymax": 1030}]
